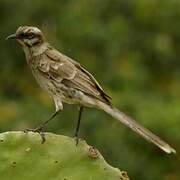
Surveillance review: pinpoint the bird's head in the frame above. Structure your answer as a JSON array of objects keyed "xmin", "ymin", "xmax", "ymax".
[{"xmin": 6, "ymin": 26, "xmax": 45, "ymax": 47}]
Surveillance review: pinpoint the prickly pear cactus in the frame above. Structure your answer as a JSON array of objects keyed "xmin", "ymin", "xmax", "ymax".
[{"xmin": 0, "ymin": 131, "xmax": 129, "ymax": 180}]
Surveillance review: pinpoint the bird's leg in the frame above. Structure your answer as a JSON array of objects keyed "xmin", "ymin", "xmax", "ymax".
[
  {"xmin": 74, "ymin": 106, "xmax": 84, "ymax": 145},
  {"xmin": 37, "ymin": 110, "xmax": 60, "ymax": 130},
  {"xmin": 24, "ymin": 110, "xmax": 60, "ymax": 143}
]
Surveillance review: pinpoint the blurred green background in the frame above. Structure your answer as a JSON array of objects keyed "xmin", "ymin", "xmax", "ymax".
[{"xmin": 0, "ymin": 0, "xmax": 180, "ymax": 179}]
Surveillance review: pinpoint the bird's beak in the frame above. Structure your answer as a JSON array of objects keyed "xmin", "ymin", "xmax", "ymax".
[{"xmin": 6, "ymin": 34, "xmax": 17, "ymax": 40}]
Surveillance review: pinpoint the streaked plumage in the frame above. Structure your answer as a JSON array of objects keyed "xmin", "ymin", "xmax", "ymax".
[{"xmin": 6, "ymin": 26, "xmax": 176, "ymax": 154}]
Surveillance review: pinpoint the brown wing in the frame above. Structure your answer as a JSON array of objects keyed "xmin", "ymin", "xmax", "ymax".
[
  {"xmin": 41, "ymin": 47, "xmax": 111, "ymax": 104},
  {"xmin": 38, "ymin": 48, "xmax": 76, "ymax": 81}
]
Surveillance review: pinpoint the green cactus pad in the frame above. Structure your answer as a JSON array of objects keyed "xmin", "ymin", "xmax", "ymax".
[{"xmin": 0, "ymin": 131, "xmax": 129, "ymax": 180}]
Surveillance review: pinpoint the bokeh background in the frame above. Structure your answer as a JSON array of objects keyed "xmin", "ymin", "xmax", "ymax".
[{"xmin": 0, "ymin": 0, "xmax": 180, "ymax": 179}]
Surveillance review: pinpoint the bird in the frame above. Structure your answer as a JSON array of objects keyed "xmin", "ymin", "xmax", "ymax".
[{"xmin": 6, "ymin": 26, "xmax": 176, "ymax": 154}]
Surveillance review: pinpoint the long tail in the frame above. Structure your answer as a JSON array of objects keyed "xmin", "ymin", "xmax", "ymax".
[{"xmin": 96, "ymin": 101, "xmax": 176, "ymax": 154}]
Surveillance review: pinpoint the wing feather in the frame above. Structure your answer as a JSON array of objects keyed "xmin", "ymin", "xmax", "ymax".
[{"xmin": 41, "ymin": 48, "xmax": 111, "ymax": 104}]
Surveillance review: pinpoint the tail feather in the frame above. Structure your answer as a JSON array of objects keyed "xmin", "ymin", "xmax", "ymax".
[{"xmin": 96, "ymin": 101, "xmax": 176, "ymax": 154}]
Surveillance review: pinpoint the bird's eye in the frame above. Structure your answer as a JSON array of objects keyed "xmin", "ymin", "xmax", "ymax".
[
  {"xmin": 20, "ymin": 32, "xmax": 35, "ymax": 39},
  {"xmin": 26, "ymin": 33, "xmax": 35, "ymax": 39}
]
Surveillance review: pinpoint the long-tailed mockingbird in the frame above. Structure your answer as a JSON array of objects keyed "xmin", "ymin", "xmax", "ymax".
[{"xmin": 6, "ymin": 26, "xmax": 176, "ymax": 154}]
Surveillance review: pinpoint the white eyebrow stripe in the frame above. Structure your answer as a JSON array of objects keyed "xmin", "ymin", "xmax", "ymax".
[
  {"xmin": 24, "ymin": 29, "xmax": 31, "ymax": 33},
  {"xmin": 21, "ymin": 27, "xmax": 41, "ymax": 34}
]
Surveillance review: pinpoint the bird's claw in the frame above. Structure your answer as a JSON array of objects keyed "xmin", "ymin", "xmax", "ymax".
[
  {"xmin": 74, "ymin": 135, "xmax": 79, "ymax": 146},
  {"xmin": 24, "ymin": 126, "xmax": 46, "ymax": 144}
]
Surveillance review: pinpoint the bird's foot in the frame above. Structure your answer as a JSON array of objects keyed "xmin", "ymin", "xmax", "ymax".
[
  {"xmin": 74, "ymin": 134, "xmax": 79, "ymax": 146},
  {"xmin": 24, "ymin": 126, "xmax": 46, "ymax": 144}
]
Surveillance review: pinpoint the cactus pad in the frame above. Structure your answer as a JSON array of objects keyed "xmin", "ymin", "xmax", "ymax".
[{"xmin": 0, "ymin": 131, "xmax": 129, "ymax": 180}]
